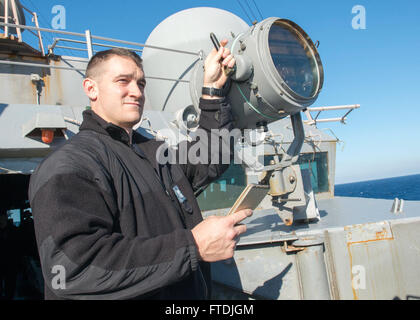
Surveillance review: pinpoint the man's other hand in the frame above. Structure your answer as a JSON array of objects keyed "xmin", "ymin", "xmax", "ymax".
[
  {"xmin": 191, "ymin": 209, "xmax": 253, "ymax": 262},
  {"xmin": 203, "ymin": 39, "xmax": 236, "ymax": 91}
]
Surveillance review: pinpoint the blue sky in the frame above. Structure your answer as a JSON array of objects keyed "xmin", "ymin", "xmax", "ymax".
[{"xmin": 17, "ymin": 0, "xmax": 420, "ymax": 183}]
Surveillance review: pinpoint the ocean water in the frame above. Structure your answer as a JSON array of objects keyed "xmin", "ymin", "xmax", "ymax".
[{"xmin": 335, "ymin": 174, "xmax": 420, "ymax": 201}]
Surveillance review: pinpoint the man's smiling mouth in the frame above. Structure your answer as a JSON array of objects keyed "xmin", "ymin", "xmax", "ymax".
[{"xmin": 124, "ymin": 102, "xmax": 140, "ymax": 106}]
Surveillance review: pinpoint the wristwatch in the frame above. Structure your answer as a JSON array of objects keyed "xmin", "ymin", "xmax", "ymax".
[{"xmin": 202, "ymin": 86, "xmax": 226, "ymax": 97}]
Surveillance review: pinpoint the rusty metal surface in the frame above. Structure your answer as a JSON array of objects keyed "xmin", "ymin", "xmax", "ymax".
[
  {"xmin": 202, "ymin": 196, "xmax": 420, "ymax": 247},
  {"xmin": 210, "ymin": 198, "xmax": 420, "ymax": 300},
  {"xmin": 345, "ymin": 220, "xmax": 394, "ymax": 244},
  {"xmin": 324, "ymin": 217, "xmax": 420, "ymax": 300},
  {"xmin": 344, "ymin": 221, "xmax": 398, "ymax": 299},
  {"xmin": 0, "ymin": 54, "xmax": 88, "ymax": 108},
  {"xmin": 0, "ymin": 36, "xmax": 43, "ymax": 56}
]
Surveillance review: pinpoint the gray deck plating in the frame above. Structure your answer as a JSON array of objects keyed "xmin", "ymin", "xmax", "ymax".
[
  {"xmin": 209, "ymin": 197, "xmax": 420, "ymax": 300},
  {"xmin": 204, "ymin": 196, "xmax": 420, "ymax": 246}
]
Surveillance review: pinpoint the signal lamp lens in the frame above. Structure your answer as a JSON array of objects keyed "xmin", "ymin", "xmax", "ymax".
[{"xmin": 268, "ymin": 21, "xmax": 319, "ymax": 98}]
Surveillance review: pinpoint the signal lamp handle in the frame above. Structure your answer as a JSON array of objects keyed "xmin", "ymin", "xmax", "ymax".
[{"xmin": 209, "ymin": 32, "xmax": 235, "ymax": 77}]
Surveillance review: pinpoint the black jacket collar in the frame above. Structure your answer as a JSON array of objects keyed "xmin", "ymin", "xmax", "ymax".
[{"xmin": 80, "ymin": 109, "xmax": 148, "ymax": 146}]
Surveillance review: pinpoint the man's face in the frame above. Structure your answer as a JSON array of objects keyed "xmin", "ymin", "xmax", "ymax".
[{"xmin": 88, "ymin": 55, "xmax": 146, "ymax": 130}]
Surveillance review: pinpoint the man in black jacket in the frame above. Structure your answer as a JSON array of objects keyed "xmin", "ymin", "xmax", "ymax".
[{"xmin": 28, "ymin": 41, "xmax": 252, "ymax": 299}]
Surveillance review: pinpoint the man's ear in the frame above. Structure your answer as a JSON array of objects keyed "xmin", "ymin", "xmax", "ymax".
[{"xmin": 83, "ymin": 77, "xmax": 98, "ymax": 101}]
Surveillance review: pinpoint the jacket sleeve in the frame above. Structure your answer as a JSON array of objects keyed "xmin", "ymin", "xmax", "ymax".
[
  {"xmin": 177, "ymin": 97, "xmax": 238, "ymax": 192},
  {"xmin": 29, "ymin": 164, "xmax": 199, "ymax": 300}
]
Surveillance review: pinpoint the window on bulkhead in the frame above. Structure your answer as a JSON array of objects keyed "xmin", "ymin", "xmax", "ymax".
[
  {"xmin": 197, "ymin": 164, "xmax": 247, "ymax": 212},
  {"xmin": 297, "ymin": 152, "xmax": 329, "ymax": 194},
  {"xmin": 196, "ymin": 152, "xmax": 329, "ymax": 212}
]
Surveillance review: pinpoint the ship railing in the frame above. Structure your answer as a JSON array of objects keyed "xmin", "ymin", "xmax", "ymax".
[
  {"xmin": 0, "ymin": 20, "xmax": 362, "ymax": 118},
  {"xmin": 1, "ymin": 0, "xmax": 45, "ymax": 55},
  {"xmin": 0, "ymin": 22, "xmax": 198, "ymax": 59},
  {"xmin": 0, "ymin": 21, "xmax": 196, "ymax": 81},
  {"xmin": 303, "ymin": 104, "xmax": 360, "ymax": 126}
]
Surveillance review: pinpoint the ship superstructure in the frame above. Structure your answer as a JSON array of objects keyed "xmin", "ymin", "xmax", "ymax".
[{"xmin": 1, "ymin": 1, "xmax": 419, "ymax": 300}]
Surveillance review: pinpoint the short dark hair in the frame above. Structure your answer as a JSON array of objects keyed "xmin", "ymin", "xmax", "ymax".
[{"xmin": 85, "ymin": 48, "xmax": 143, "ymax": 79}]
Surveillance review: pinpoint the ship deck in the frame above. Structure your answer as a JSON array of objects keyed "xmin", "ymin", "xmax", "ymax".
[{"xmin": 204, "ymin": 196, "xmax": 420, "ymax": 246}]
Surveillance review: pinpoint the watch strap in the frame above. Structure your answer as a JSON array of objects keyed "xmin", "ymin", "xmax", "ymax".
[{"xmin": 202, "ymin": 86, "xmax": 225, "ymax": 97}]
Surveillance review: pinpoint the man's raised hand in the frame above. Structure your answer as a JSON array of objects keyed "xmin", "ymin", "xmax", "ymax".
[{"xmin": 203, "ymin": 39, "xmax": 235, "ymax": 90}]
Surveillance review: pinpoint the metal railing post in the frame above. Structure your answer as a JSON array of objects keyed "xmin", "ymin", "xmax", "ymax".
[
  {"xmin": 4, "ymin": 0, "xmax": 9, "ymax": 37},
  {"xmin": 1, "ymin": 22, "xmax": 199, "ymax": 56},
  {"xmin": 10, "ymin": 0, "xmax": 22, "ymax": 42},
  {"xmin": 32, "ymin": 12, "xmax": 45, "ymax": 56},
  {"xmin": 85, "ymin": 29, "xmax": 93, "ymax": 59}
]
